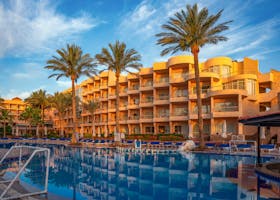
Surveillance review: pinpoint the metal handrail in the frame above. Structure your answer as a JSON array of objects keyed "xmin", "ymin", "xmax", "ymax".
[{"xmin": 0, "ymin": 145, "xmax": 50, "ymax": 200}]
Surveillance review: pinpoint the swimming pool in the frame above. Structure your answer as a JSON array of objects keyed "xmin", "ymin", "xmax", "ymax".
[{"xmin": 1, "ymin": 144, "xmax": 280, "ymax": 199}]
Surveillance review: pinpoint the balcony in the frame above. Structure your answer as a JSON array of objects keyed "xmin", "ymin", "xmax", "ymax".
[
  {"xmin": 101, "ymin": 108, "xmax": 108, "ymax": 113},
  {"xmin": 127, "ymin": 116, "xmax": 139, "ymax": 123},
  {"xmin": 170, "ymin": 74, "xmax": 188, "ymax": 83},
  {"xmin": 100, "ymin": 83, "xmax": 108, "ymax": 89},
  {"xmin": 108, "ymin": 120, "xmax": 116, "ymax": 125},
  {"xmin": 108, "ymin": 93, "xmax": 116, "ymax": 99},
  {"xmin": 128, "ymin": 85, "xmax": 139, "ymax": 94},
  {"xmin": 119, "ymin": 88, "xmax": 128, "ymax": 96},
  {"xmin": 93, "ymin": 86, "xmax": 100, "ymax": 91},
  {"xmin": 140, "ymin": 81, "xmax": 153, "ymax": 91},
  {"xmin": 100, "ymin": 95, "xmax": 108, "ymax": 101},
  {"xmin": 140, "ymin": 115, "xmax": 153, "ymax": 123},
  {"xmin": 170, "ymin": 95, "xmax": 188, "ymax": 102},
  {"xmin": 140, "ymin": 98, "xmax": 153, "ymax": 107},
  {"xmin": 189, "ymin": 113, "xmax": 211, "ymax": 119},
  {"xmin": 154, "ymin": 114, "xmax": 169, "ymax": 122},
  {"xmin": 119, "ymin": 117, "xmax": 128, "ymax": 124},
  {"xmin": 127, "ymin": 103, "xmax": 139, "ymax": 109},
  {"xmin": 108, "ymin": 106, "xmax": 116, "ymax": 112},
  {"xmin": 154, "ymin": 95, "xmax": 169, "ymax": 105},
  {"xmin": 213, "ymin": 105, "xmax": 240, "ymax": 117},
  {"xmin": 119, "ymin": 104, "xmax": 127, "ymax": 111},
  {"xmin": 154, "ymin": 77, "xmax": 169, "ymax": 87}
]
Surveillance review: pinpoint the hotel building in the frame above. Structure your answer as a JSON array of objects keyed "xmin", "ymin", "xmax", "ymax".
[
  {"xmin": 52, "ymin": 55, "xmax": 280, "ymax": 139},
  {"xmin": 0, "ymin": 97, "xmax": 54, "ymax": 136}
]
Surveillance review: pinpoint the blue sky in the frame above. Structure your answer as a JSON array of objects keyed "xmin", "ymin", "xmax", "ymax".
[{"xmin": 0, "ymin": 0, "xmax": 280, "ymax": 99}]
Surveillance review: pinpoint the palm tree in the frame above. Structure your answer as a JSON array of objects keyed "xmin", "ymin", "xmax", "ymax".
[
  {"xmin": 50, "ymin": 92, "xmax": 72, "ymax": 137},
  {"xmin": 95, "ymin": 41, "xmax": 142, "ymax": 136},
  {"xmin": 83, "ymin": 100, "xmax": 99, "ymax": 137},
  {"xmin": 20, "ymin": 107, "xmax": 41, "ymax": 136},
  {"xmin": 0, "ymin": 110, "xmax": 13, "ymax": 137},
  {"xmin": 155, "ymin": 4, "xmax": 231, "ymax": 148},
  {"xmin": 25, "ymin": 89, "xmax": 51, "ymax": 136},
  {"xmin": 0, "ymin": 97, "xmax": 4, "ymax": 110},
  {"xmin": 45, "ymin": 44, "xmax": 97, "ymax": 143}
]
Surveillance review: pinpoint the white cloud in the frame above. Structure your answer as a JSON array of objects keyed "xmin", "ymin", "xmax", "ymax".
[
  {"xmin": 119, "ymin": 0, "xmax": 157, "ymax": 37},
  {"xmin": 4, "ymin": 89, "xmax": 31, "ymax": 100},
  {"xmin": 0, "ymin": 0, "xmax": 99, "ymax": 57},
  {"xmin": 117, "ymin": 0, "xmax": 280, "ymax": 68}
]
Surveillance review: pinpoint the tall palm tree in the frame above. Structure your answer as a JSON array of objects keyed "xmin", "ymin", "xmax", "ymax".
[
  {"xmin": 95, "ymin": 41, "xmax": 142, "ymax": 136},
  {"xmin": 45, "ymin": 44, "xmax": 97, "ymax": 143},
  {"xmin": 155, "ymin": 4, "xmax": 231, "ymax": 148},
  {"xmin": 50, "ymin": 92, "xmax": 72, "ymax": 137},
  {"xmin": 83, "ymin": 100, "xmax": 99, "ymax": 137},
  {"xmin": 0, "ymin": 110, "xmax": 13, "ymax": 137},
  {"xmin": 0, "ymin": 97, "xmax": 4, "ymax": 110}
]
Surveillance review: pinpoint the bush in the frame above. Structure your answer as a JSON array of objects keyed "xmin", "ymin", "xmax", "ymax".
[{"xmin": 47, "ymin": 132, "xmax": 60, "ymax": 138}]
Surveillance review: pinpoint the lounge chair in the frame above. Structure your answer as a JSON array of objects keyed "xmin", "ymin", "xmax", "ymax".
[
  {"xmin": 260, "ymin": 144, "xmax": 276, "ymax": 153},
  {"xmin": 217, "ymin": 143, "xmax": 230, "ymax": 152},
  {"xmin": 205, "ymin": 143, "xmax": 216, "ymax": 149},
  {"xmin": 236, "ymin": 144, "xmax": 255, "ymax": 152}
]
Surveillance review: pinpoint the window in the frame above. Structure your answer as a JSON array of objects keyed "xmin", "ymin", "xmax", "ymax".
[
  {"xmin": 220, "ymin": 65, "xmax": 231, "ymax": 77},
  {"xmin": 175, "ymin": 126, "xmax": 182, "ymax": 134}
]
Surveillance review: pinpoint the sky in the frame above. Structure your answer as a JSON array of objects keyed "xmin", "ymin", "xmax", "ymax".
[{"xmin": 0, "ymin": 0, "xmax": 280, "ymax": 99}]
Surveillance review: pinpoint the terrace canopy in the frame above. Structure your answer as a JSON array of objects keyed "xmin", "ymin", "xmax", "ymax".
[{"xmin": 239, "ymin": 112, "xmax": 280, "ymax": 165}]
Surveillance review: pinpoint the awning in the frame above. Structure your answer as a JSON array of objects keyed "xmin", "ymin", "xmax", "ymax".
[{"xmin": 239, "ymin": 112, "xmax": 280, "ymax": 127}]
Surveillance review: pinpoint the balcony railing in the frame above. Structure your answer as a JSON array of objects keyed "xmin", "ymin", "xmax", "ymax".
[
  {"xmin": 172, "ymin": 111, "xmax": 188, "ymax": 116},
  {"xmin": 129, "ymin": 116, "xmax": 139, "ymax": 120},
  {"xmin": 156, "ymin": 113, "xmax": 169, "ymax": 118},
  {"xmin": 214, "ymin": 105, "xmax": 238, "ymax": 112},
  {"xmin": 142, "ymin": 97, "xmax": 153, "ymax": 103},
  {"xmin": 156, "ymin": 95, "xmax": 169, "ymax": 100},
  {"xmin": 155, "ymin": 77, "xmax": 169, "ymax": 83},
  {"xmin": 141, "ymin": 81, "xmax": 153, "ymax": 87},
  {"xmin": 141, "ymin": 115, "xmax": 153, "ymax": 119},
  {"xmin": 129, "ymin": 85, "xmax": 139, "ymax": 90}
]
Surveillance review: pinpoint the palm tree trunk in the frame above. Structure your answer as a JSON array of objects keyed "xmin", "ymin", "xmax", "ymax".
[
  {"xmin": 92, "ymin": 114, "xmax": 95, "ymax": 137},
  {"xmin": 192, "ymin": 45, "xmax": 205, "ymax": 148},
  {"xmin": 59, "ymin": 114, "xmax": 63, "ymax": 137},
  {"xmin": 3, "ymin": 121, "xmax": 6, "ymax": 138},
  {"xmin": 71, "ymin": 77, "xmax": 77, "ymax": 143},
  {"xmin": 115, "ymin": 73, "xmax": 120, "ymax": 135}
]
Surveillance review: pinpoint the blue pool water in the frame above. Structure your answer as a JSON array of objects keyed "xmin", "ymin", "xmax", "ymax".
[{"xmin": 1, "ymin": 144, "xmax": 280, "ymax": 199}]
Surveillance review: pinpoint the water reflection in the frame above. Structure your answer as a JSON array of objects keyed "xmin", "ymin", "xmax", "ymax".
[{"xmin": 20, "ymin": 146, "xmax": 280, "ymax": 200}]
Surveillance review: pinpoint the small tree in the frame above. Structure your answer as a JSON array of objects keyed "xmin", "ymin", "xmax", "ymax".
[
  {"xmin": 0, "ymin": 110, "xmax": 13, "ymax": 137},
  {"xmin": 83, "ymin": 100, "xmax": 99, "ymax": 137},
  {"xmin": 50, "ymin": 92, "xmax": 72, "ymax": 137}
]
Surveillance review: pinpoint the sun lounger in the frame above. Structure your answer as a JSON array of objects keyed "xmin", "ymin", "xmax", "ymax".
[
  {"xmin": 236, "ymin": 144, "xmax": 255, "ymax": 152},
  {"xmin": 260, "ymin": 144, "xmax": 276, "ymax": 153},
  {"xmin": 205, "ymin": 143, "xmax": 216, "ymax": 149}
]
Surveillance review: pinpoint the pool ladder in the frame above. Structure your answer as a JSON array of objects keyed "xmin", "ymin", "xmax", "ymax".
[{"xmin": 0, "ymin": 145, "xmax": 50, "ymax": 200}]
